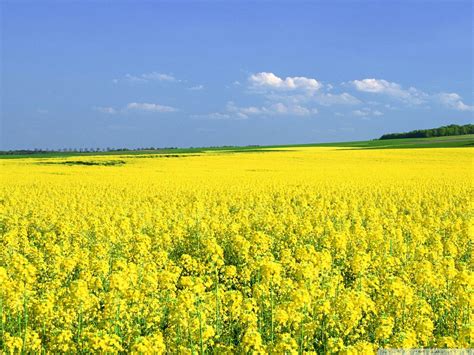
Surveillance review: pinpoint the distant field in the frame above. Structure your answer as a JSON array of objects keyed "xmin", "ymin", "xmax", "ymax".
[
  {"xmin": 305, "ymin": 134, "xmax": 474, "ymax": 149},
  {"xmin": 1, "ymin": 134, "xmax": 472, "ymax": 159}
]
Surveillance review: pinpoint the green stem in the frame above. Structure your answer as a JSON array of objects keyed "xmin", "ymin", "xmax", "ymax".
[
  {"xmin": 176, "ymin": 322, "xmax": 181, "ymax": 351},
  {"xmin": 22, "ymin": 294, "xmax": 28, "ymax": 352},
  {"xmin": 299, "ymin": 305, "xmax": 306, "ymax": 354},
  {"xmin": 215, "ymin": 267, "xmax": 220, "ymax": 337},
  {"xmin": 270, "ymin": 281, "xmax": 274, "ymax": 345},
  {"xmin": 198, "ymin": 302, "xmax": 203, "ymax": 355},
  {"xmin": 0, "ymin": 298, "xmax": 3, "ymax": 342},
  {"xmin": 299, "ymin": 320, "xmax": 304, "ymax": 355},
  {"xmin": 78, "ymin": 305, "xmax": 83, "ymax": 353},
  {"xmin": 42, "ymin": 320, "xmax": 46, "ymax": 354},
  {"xmin": 188, "ymin": 310, "xmax": 193, "ymax": 353},
  {"xmin": 114, "ymin": 303, "xmax": 121, "ymax": 337}
]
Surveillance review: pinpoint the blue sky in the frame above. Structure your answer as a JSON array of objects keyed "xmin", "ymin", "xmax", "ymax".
[{"xmin": 2, "ymin": 1, "xmax": 473, "ymax": 150}]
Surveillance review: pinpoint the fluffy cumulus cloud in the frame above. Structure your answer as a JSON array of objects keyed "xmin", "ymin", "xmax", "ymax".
[
  {"xmin": 437, "ymin": 93, "xmax": 473, "ymax": 111},
  {"xmin": 241, "ymin": 72, "xmax": 360, "ymax": 119},
  {"xmin": 249, "ymin": 72, "xmax": 322, "ymax": 92},
  {"xmin": 351, "ymin": 78, "xmax": 397, "ymax": 93},
  {"xmin": 126, "ymin": 102, "xmax": 177, "ymax": 113},
  {"xmin": 250, "ymin": 72, "xmax": 362, "ymax": 110},
  {"xmin": 350, "ymin": 78, "xmax": 427, "ymax": 105}
]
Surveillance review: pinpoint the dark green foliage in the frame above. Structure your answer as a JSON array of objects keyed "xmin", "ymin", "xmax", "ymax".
[{"xmin": 380, "ymin": 124, "xmax": 474, "ymax": 140}]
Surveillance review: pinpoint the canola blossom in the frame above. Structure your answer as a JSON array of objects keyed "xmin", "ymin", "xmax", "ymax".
[{"xmin": 0, "ymin": 147, "xmax": 472, "ymax": 353}]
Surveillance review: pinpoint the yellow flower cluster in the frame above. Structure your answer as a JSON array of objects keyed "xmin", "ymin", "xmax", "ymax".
[{"xmin": 0, "ymin": 147, "xmax": 472, "ymax": 353}]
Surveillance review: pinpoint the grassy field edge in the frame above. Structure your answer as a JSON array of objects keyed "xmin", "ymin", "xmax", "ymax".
[{"xmin": 1, "ymin": 134, "xmax": 473, "ymax": 159}]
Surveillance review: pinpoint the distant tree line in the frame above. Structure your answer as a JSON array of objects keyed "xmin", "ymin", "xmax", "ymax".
[
  {"xmin": 380, "ymin": 124, "xmax": 474, "ymax": 140},
  {"xmin": 0, "ymin": 145, "xmax": 261, "ymax": 155},
  {"xmin": 0, "ymin": 147, "xmax": 176, "ymax": 155}
]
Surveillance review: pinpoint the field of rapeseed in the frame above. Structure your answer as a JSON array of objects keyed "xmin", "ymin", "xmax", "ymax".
[{"xmin": 0, "ymin": 147, "xmax": 472, "ymax": 353}]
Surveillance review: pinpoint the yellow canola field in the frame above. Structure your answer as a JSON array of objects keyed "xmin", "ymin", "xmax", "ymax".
[{"xmin": 0, "ymin": 147, "xmax": 473, "ymax": 353}]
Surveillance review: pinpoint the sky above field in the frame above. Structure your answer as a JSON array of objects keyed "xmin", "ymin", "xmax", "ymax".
[{"xmin": 1, "ymin": 1, "xmax": 473, "ymax": 150}]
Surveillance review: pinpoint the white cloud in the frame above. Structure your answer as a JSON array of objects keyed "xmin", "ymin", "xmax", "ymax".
[
  {"xmin": 196, "ymin": 101, "xmax": 317, "ymax": 120},
  {"xmin": 224, "ymin": 101, "xmax": 263, "ymax": 119},
  {"xmin": 126, "ymin": 102, "xmax": 177, "ymax": 113},
  {"xmin": 352, "ymin": 108, "xmax": 384, "ymax": 118},
  {"xmin": 193, "ymin": 101, "xmax": 317, "ymax": 120},
  {"xmin": 352, "ymin": 78, "xmax": 397, "ymax": 93},
  {"xmin": 271, "ymin": 102, "xmax": 318, "ymax": 116},
  {"xmin": 94, "ymin": 106, "xmax": 117, "ymax": 114},
  {"xmin": 228, "ymin": 101, "xmax": 317, "ymax": 118},
  {"xmin": 350, "ymin": 78, "xmax": 474, "ymax": 111},
  {"xmin": 122, "ymin": 72, "xmax": 178, "ymax": 83},
  {"xmin": 142, "ymin": 72, "xmax": 176, "ymax": 81},
  {"xmin": 350, "ymin": 78, "xmax": 427, "ymax": 105},
  {"xmin": 124, "ymin": 74, "xmax": 147, "ymax": 83},
  {"xmin": 190, "ymin": 112, "xmax": 233, "ymax": 120},
  {"xmin": 94, "ymin": 102, "xmax": 177, "ymax": 115},
  {"xmin": 249, "ymin": 72, "xmax": 322, "ymax": 92},
  {"xmin": 248, "ymin": 72, "xmax": 360, "ymax": 108},
  {"xmin": 316, "ymin": 92, "xmax": 361, "ymax": 106},
  {"xmin": 264, "ymin": 91, "xmax": 360, "ymax": 108},
  {"xmin": 437, "ymin": 93, "xmax": 473, "ymax": 111},
  {"xmin": 188, "ymin": 85, "xmax": 204, "ymax": 91}
]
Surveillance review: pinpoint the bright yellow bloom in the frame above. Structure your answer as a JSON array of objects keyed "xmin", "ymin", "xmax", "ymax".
[{"xmin": 0, "ymin": 147, "xmax": 471, "ymax": 352}]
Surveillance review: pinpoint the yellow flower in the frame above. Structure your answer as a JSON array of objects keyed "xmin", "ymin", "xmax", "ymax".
[
  {"xmin": 0, "ymin": 146, "xmax": 471, "ymax": 351},
  {"xmin": 375, "ymin": 317, "xmax": 394, "ymax": 341}
]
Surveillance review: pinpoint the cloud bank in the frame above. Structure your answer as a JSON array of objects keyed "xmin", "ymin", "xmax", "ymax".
[{"xmin": 105, "ymin": 71, "xmax": 473, "ymax": 121}]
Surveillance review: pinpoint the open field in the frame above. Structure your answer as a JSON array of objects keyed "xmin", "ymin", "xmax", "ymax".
[
  {"xmin": 305, "ymin": 134, "xmax": 474, "ymax": 149},
  {"xmin": 0, "ymin": 147, "xmax": 472, "ymax": 353},
  {"xmin": 1, "ymin": 134, "xmax": 473, "ymax": 159}
]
